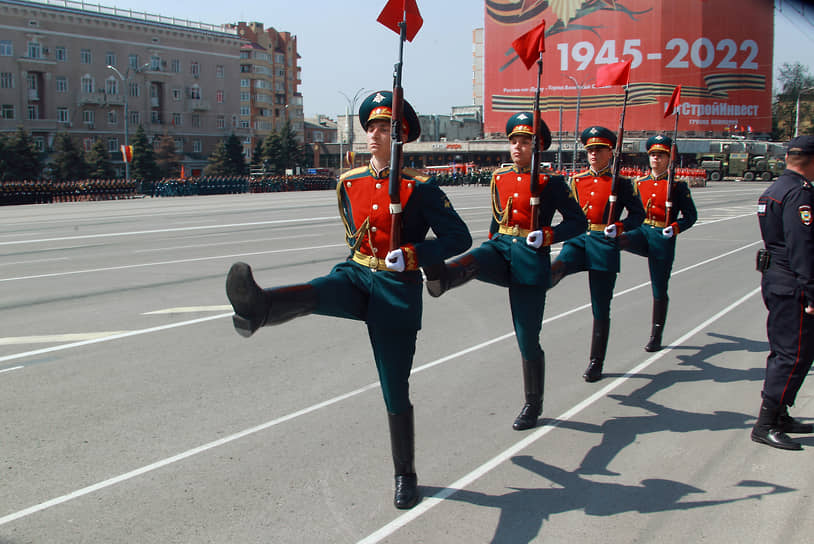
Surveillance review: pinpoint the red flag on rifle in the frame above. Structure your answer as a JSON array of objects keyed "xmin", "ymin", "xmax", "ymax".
[
  {"xmin": 596, "ymin": 60, "xmax": 631, "ymax": 87},
  {"xmin": 377, "ymin": 0, "xmax": 423, "ymax": 42},
  {"xmin": 511, "ymin": 19, "xmax": 546, "ymax": 70},
  {"xmin": 120, "ymin": 144, "xmax": 133, "ymax": 163},
  {"xmin": 664, "ymin": 85, "xmax": 681, "ymax": 118}
]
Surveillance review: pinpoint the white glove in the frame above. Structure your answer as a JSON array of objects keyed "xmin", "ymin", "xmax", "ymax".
[
  {"xmin": 603, "ymin": 224, "xmax": 618, "ymax": 238},
  {"xmin": 526, "ymin": 230, "xmax": 543, "ymax": 248},
  {"xmin": 662, "ymin": 225, "xmax": 675, "ymax": 239},
  {"xmin": 385, "ymin": 249, "xmax": 405, "ymax": 272}
]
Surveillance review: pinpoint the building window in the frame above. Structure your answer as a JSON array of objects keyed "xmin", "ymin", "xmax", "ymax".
[
  {"xmin": 174, "ymin": 138, "xmax": 183, "ymax": 151},
  {"xmin": 0, "ymin": 41, "xmax": 12, "ymax": 56},
  {"xmin": 172, "ymin": 112, "xmax": 182, "ymax": 126},
  {"xmin": 216, "ymin": 115, "xmax": 225, "ymax": 129},
  {"xmin": 83, "ymin": 110, "xmax": 95, "ymax": 125},
  {"xmin": 108, "ymin": 138, "xmax": 119, "ymax": 153},
  {"xmin": 274, "ymin": 52, "xmax": 284, "ymax": 64},
  {"xmin": 216, "ymin": 90, "xmax": 224, "ymax": 103},
  {"xmin": 1, "ymin": 104, "xmax": 15, "ymax": 119},
  {"xmin": 240, "ymin": 120, "xmax": 249, "ymax": 129},
  {"xmin": 83, "ymin": 138, "xmax": 94, "ymax": 152},
  {"xmin": 172, "ymin": 88, "xmax": 182, "ymax": 101},
  {"xmin": 56, "ymin": 76, "xmax": 68, "ymax": 93},
  {"xmin": 130, "ymin": 111, "xmax": 140, "ymax": 125},
  {"xmin": 57, "ymin": 107, "xmax": 69, "ymax": 123},
  {"xmin": 32, "ymin": 136, "xmax": 45, "ymax": 152},
  {"xmin": 191, "ymin": 113, "xmax": 200, "ymax": 128},
  {"xmin": 80, "ymin": 48, "xmax": 92, "ymax": 64},
  {"xmin": 190, "ymin": 61, "xmax": 199, "ymax": 76},
  {"xmin": 216, "ymin": 65, "xmax": 224, "ymax": 78},
  {"xmin": 240, "ymin": 79, "xmax": 249, "ymax": 88},
  {"xmin": 171, "ymin": 59, "xmax": 180, "ymax": 73},
  {"xmin": 189, "ymin": 85, "xmax": 201, "ymax": 100},
  {"xmin": 151, "ymin": 110, "xmax": 161, "ymax": 124},
  {"xmin": 28, "ymin": 42, "xmax": 42, "ymax": 59},
  {"xmin": 129, "ymin": 54, "xmax": 138, "ymax": 69},
  {"xmin": 108, "ymin": 109, "xmax": 118, "ymax": 125},
  {"xmin": 106, "ymin": 52, "xmax": 116, "ymax": 66},
  {"xmin": 105, "ymin": 77, "xmax": 118, "ymax": 95},
  {"xmin": 129, "ymin": 81, "xmax": 140, "ymax": 97},
  {"xmin": 240, "ymin": 91, "xmax": 249, "ymax": 102},
  {"xmin": 192, "ymin": 139, "xmax": 201, "ymax": 153},
  {"xmin": 150, "ymin": 55, "xmax": 160, "ymax": 71},
  {"xmin": 240, "ymin": 106, "xmax": 250, "ymax": 116},
  {"xmin": 0, "ymin": 72, "xmax": 12, "ymax": 89},
  {"xmin": 28, "ymin": 105, "xmax": 39, "ymax": 120},
  {"xmin": 55, "ymin": 46, "xmax": 66, "ymax": 61},
  {"xmin": 81, "ymin": 76, "xmax": 94, "ymax": 93}
]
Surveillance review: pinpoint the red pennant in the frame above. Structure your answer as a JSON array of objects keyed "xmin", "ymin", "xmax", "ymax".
[
  {"xmin": 377, "ymin": 0, "xmax": 423, "ymax": 42},
  {"xmin": 511, "ymin": 19, "xmax": 546, "ymax": 70},
  {"xmin": 596, "ymin": 60, "xmax": 631, "ymax": 87},
  {"xmin": 664, "ymin": 85, "xmax": 681, "ymax": 118}
]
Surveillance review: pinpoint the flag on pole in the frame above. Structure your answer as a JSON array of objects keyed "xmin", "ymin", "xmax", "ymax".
[
  {"xmin": 664, "ymin": 85, "xmax": 681, "ymax": 117},
  {"xmin": 596, "ymin": 60, "xmax": 632, "ymax": 87},
  {"xmin": 120, "ymin": 145, "xmax": 133, "ymax": 163},
  {"xmin": 511, "ymin": 19, "xmax": 546, "ymax": 70},
  {"xmin": 377, "ymin": 0, "xmax": 423, "ymax": 42}
]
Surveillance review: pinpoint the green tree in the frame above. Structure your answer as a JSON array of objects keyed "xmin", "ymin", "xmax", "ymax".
[
  {"xmin": 51, "ymin": 132, "xmax": 87, "ymax": 181},
  {"xmin": 4, "ymin": 126, "xmax": 42, "ymax": 180},
  {"xmin": 223, "ymin": 133, "xmax": 247, "ymax": 175},
  {"xmin": 251, "ymin": 138, "xmax": 264, "ymax": 169},
  {"xmin": 278, "ymin": 120, "xmax": 304, "ymax": 172},
  {"xmin": 261, "ymin": 131, "xmax": 283, "ymax": 174},
  {"xmin": 155, "ymin": 135, "xmax": 181, "ymax": 178},
  {"xmin": 86, "ymin": 138, "xmax": 115, "ymax": 179},
  {"xmin": 203, "ymin": 140, "xmax": 230, "ymax": 176},
  {"xmin": 773, "ymin": 62, "xmax": 814, "ymax": 140},
  {"xmin": 130, "ymin": 125, "xmax": 159, "ymax": 180}
]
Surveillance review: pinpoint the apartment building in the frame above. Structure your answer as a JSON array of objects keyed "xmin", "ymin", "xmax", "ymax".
[{"xmin": 0, "ymin": 0, "xmax": 252, "ymax": 176}]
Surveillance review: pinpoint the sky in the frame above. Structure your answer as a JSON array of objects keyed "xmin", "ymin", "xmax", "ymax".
[{"xmin": 87, "ymin": 0, "xmax": 814, "ymax": 118}]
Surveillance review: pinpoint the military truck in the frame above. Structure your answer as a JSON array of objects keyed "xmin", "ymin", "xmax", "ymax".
[{"xmin": 699, "ymin": 152, "xmax": 784, "ymax": 181}]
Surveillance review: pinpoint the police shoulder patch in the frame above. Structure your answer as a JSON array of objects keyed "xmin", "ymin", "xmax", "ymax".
[{"xmin": 800, "ymin": 205, "xmax": 812, "ymax": 226}]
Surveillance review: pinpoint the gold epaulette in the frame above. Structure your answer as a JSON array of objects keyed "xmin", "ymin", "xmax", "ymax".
[
  {"xmin": 339, "ymin": 165, "xmax": 369, "ymax": 182},
  {"xmin": 401, "ymin": 167, "xmax": 431, "ymax": 183}
]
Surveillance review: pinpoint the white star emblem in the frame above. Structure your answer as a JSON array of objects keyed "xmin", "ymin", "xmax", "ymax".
[
  {"xmin": 373, "ymin": 92, "xmax": 386, "ymax": 103},
  {"xmin": 517, "ymin": 113, "xmax": 529, "ymax": 120},
  {"xmin": 590, "ymin": 127, "xmax": 598, "ymax": 134},
  {"xmin": 655, "ymin": 135, "xmax": 664, "ymax": 141}
]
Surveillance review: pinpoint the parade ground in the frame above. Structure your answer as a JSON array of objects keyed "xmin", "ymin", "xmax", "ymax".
[{"xmin": 1, "ymin": 183, "xmax": 812, "ymax": 543}]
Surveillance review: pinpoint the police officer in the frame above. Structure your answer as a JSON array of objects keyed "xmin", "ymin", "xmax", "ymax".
[
  {"xmin": 751, "ymin": 135, "xmax": 814, "ymax": 450},
  {"xmin": 550, "ymin": 126, "xmax": 645, "ymax": 382},
  {"xmin": 621, "ymin": 135, "xmax": 697, "ymax": 351},
  {"xmin": 225, "ymin": 91, "xmax": 472, "ymax": 507},
  {"xmin": 424, "ymin": 112, "xmax": 586, "ymax": 430}
]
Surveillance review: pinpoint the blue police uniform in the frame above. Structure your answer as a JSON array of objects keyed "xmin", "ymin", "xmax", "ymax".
[
  {"xmin": 425, "ymin": 112, "xmax": 586, "ymax": 431},
  {"xmin": 623, "ymin": 135, "xmax": 697, "ymax": 351},
  {"xmin": 225, "ymin": 91, "xmax": 471, "ymax": 508},
  {"xmin": 751, "ymin": 135, "xmax": 814, "ymax": 450},
  {"xmin": 551, "ymin": 126, "xmax": 645, "ymax": 382}
]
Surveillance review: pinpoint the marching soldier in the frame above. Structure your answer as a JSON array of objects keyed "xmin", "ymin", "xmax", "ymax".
[
  {"xmin": 752, "ymin": 135, "xmax": 814, "ymax": 450},
  {"xmin": 550, "ymin": 126, "xmax": 645, "ymax": 382},
  {"xmin": 424, "ymin": 112, "xmax": 586, "ymax": 431},
  {"xmin": 620, "ymin": 135, "xmax": 697, "ymax": 351},
  {"xmin": 225, "ymin": 91, "xmax": 472, "ymax": 508}
]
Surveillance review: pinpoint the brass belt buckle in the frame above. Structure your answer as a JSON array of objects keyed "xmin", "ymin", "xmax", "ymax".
[
  {"xmin": 511, "ymin": 225, "xmax": 520, "ymax": 236},
  {"xmin": 369, "ymin": 256, "xmax": 379, "ymax": 270}
]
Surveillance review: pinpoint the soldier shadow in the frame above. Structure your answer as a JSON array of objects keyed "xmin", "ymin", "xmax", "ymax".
[
  {"xmin": 551, "ymin": 332, "xmax": 768, "ymax": 475},
  {"xmin": 422, "ymin": 456, "xmax": 792, "ymax": 544}
]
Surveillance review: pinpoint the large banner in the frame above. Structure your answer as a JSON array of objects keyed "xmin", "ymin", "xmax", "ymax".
[{"xmin": 484, "ymin": 0, "xmax": 774, "ymax": 137}]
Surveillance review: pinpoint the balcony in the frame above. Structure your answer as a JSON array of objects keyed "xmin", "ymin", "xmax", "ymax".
[
  {"xmin": 186, "ymin": 99, "xmax": 210, "ymax": 112},
  {"xmin": 105, "ymin": 94, "xmax": 126, "ymax": 106},
  {"xmin": 78, "ymin": 92, "xmax": 105, "ymax": 105},
  {"xmin": 27, "ymin": 89, "xmax": 40, "ymax": 101}
]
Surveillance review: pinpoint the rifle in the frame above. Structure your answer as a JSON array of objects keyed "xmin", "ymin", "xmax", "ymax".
[
  {"xmin": 606, "ymin": 84, "xmax": 630, "ymax": 225},
  {"xmin": 386, "ymin": 10, "xmax": 408, "ymax": 252},
  {"xmin": 529, "ymin": 52, "xmax": 544, "ymax": 231},
  {"xmin": 665, "ymin": 103, "xmax": 681, "ymax": 221}
]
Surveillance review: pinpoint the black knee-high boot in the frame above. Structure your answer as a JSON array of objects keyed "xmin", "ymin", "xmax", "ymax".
[
  {"xmin": 388, "ymin": 407, "xmax": 419, "ymax": 509},
  {"xmin": 424, "ymin": 254, "xmax": 479, "ymax": 298},
  {"xmin": 644, "ymin": 298, "xmax": 669, "ymax": 352},
  {"xmin": 226, "ymin": 262, "xmax": 317, "ymax": 337},
  {"xmin": 513, "ymin": 355, "xmax": 545, "ymax": 430},
  {"xmin": 583, "ymin": 319, "xmax": 610, "ymax": 383},
  {"xmin": 751, "ymin": 398, "xmax": 801, "ymax": 450}
]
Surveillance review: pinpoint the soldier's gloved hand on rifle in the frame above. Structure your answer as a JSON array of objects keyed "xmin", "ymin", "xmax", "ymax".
[
  {"xmin": 526, "ymin": 230, "xmax": 544, "ymax": 249},
  {"xmin": 662, "ymin": 225, "xmax": 674, "ymax": 239},
  {"xmin": 385, "ymin": 249, "xmax": 406, "ymax": 272},
  {"xmin": 603, "ymin": 223, "xmax": 618, "ymax": 238}
]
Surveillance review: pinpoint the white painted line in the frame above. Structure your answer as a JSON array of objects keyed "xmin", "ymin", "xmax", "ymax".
[
  {"xmin": 0, "ymin": 243, "xmax": 345, "ymax": 283},
  {"xmin": 357, "ymin": 286, "xmax": 762, "ymax": 544},
  {"xmin": 0, "ymin": 332, "xmax": 128, "ymax": 346},
  {"xmin": 142, "ymin": 306, "xmax": 232, "ymax": 315},
  {"xmin": 0, "ymin": 257, "xmax": 70, "ymax": 267},
  {"xmin": 0, "ymin": 216, "xmax": 339, "ymax": 246},
  {"xmin": 0, "ymin": 365, "xmax": 23, "ymax": 374}
]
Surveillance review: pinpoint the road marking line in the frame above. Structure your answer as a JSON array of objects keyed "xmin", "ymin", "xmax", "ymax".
[
  {"xmin": 0, "ymin": 332, "xmax": 128, "ymax": 346},
  {"xmin": 142, "ymin": 306, "xmax": 232, "ymax": 315},
  {"xmin": 0, "ymin": 365, "xmax": 23, "ymax": 374},
  {"xmin": 357, "ymin": 286, "xmax": 762, "ymax": 544}
]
